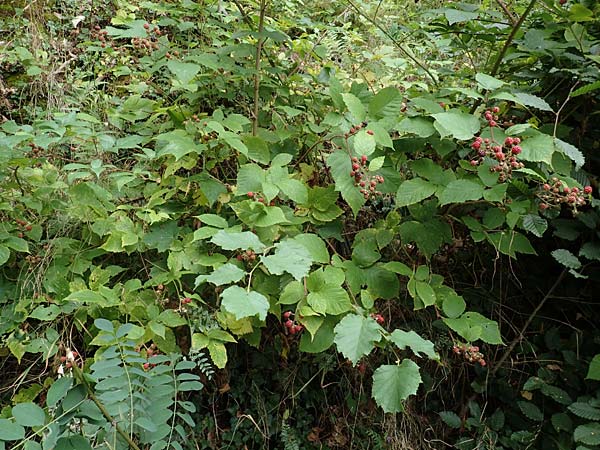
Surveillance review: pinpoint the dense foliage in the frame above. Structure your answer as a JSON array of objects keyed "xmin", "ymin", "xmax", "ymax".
[{"xmin": 1, "ymin": 0, "xmax": 599, "ymax": 448}]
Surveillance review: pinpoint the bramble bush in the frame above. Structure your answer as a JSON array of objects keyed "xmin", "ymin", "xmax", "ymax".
[{"xmin": 0, "ymin": 0, "xmax": 599, "ymax": 449}]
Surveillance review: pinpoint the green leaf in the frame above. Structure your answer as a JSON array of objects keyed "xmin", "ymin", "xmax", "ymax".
[
  {"xmin": 197, "ymin": 214, "xmax": 228, "ymax": 229},
  {"xmin": 586, "ymin": 355, "xmax": 600, "ymax": 380},
  {"xmin": 64, "ymin": 290, "xmax": 106, "ymax": 305},
  {"xmin": 441, "ymin": 291, "xmax": 466, "ymax": 319},
  {"xmin": 307, "ymin": 277, "xmax": 351, "ymax": 315},
  {"xmin": 389, "ymin": 330, "xmax": 438, "ymax": 360},
  {"xmin": 244, "ymin": 135, "xmax": 270, "ymax": 164},
  {"xmin": 475, "ymin": 73, "xmax": 505, "ymax": 90},
  {"xmin": 569, "ymin": 3, "xmax": 594, "ymax": 21},
  {"xmin": 445, "ymin": 9, "xmax": 478, "ymax": 24},
  {"xmin": 299, "ymin": 317, "xmax": 336, "ymax": 353},
  {"xmin": 353, "ymin": 130, "xmax": 376, "ymax": 156},
  {"xmin": 574, "ymin": 423, "xmax": 600, "ymax": 446},
  {"xmin": 328, "ymin": 151, "xmax": 365, "ymax": 216},
  {"xmin": 94, "ymin": 318, "xmax": 114, "ymax": 332},
  {"xmin": 352, "ymin": 240, "xmax": 381, "ymax": 268},
  {"xmin": 210, "ymin": 230, "xmax": 266, "ymax": 252},
  {"xmin": 0, "ymin": 246, "xmax": 9, "ymax": 266},
  {"xmin": 135, "ymin": 417, "xmax": 158, "ymax": 432},
  {"xmin": 439, "ymin": 411, "xmax": 462, "ymax": 429},
  {"xmin": 334, "ymin": 314, "xmax": 382, "ymax": 365},
  {"xmin": 207, "ymin": 341, "xmax": 228, "ymax": 369},
  {"xmin": 396, "ymin": 178, "xmax": 437, "ymax": 207},
  {"xmin": 54, "ymin": 436, "xmax": 94, "ymax": 450},
  {"xmin": 368, "ymin": 156, "xmax": 385, "ymax": 172},
  {"xmin": 571, "ymin": 80, "xmax": 600, "ymax": 97},
  {"xmin": 230, "ymin": 201, "xmax": 289, "ymax": 228},
  {"xmin": 167, "ymin": 61, "xmax": 200, "ymax": 85},
  {"xmin": 342, "ymin": 93, "xmax": 366, "ymax": 122},
  {"xmin": 276, "ymin": 178, "xmax": 308, "ymax": 204},
  {"xmin": 438, "ymin": 180, "xmax": 484, "ymax": 206},
  {"xmin": 279, "ymin": 280, "xmax": 305, "ymax": 305},
  {"xmin": 552, "ymin": 249, "xmax": 581, "ymax": 270},
  {"xmin": 415, "ymin": 281, "xmax": 436, "ymax": 308},
  {"xmin": 569, "ymin": 402, "xmax": 600, "ymax": 420},
  {"xmin": 554, "ymin": 138, "xmax": 585, "ymax": 169},
  {"xmin": 397, "ymin": 117, "xmax": 436, "ymax": 137},
  {"xmin": 517, "ymin": 401, "xmax": 543, "ymax": 422},
  {"xmin": 46, "ymin": 377, "xmax": 73, "ymax": 407},
  {"xmin": 195, "ymin": 263, "xmax": 246, "ymax": 286},
  {"xmin": 369, "ymin": 86, "xmax": 401, "ymax": 117},
  {"xmin": 541, "ymin": 384, "xmax": 572, "ymax": 405},
  {"xmin": 551, "ymin": 413, "xmax": 572, "ymax": 433},
  {"xmin": 383, "ymin": 261, "xmax": 412, "ymax": 276},
  {"xmin": 514, "ymin": 93, "xmax": 554, "ymax": 112},
  {"xmin": 0, "ymin": 419, "xmax": 25, "ymax": 441},
  {"xmin": 237, "ymin": 163, "xmax": 265, "ymax": 195},
  {"xmin": 520, "ymin": 133, "xmax": 554, "ymax": 165},
  {"xmin": 262, "ymin": 240, "xmax": 313, "ymax": 281},
  {"xmin": 155, "ymin": 129, "xmax": 201, "ymax": 161},
  {"xmin": 443, "ymin": 312, "xmax": 502, "ymax": 344},
  {"xmin": 522, "ymin": 214, "xmax": 547, "ymax": 238},
  {"xmin": 293, "ymin": 234, "xmax": 329, "ymax": 263},
  {"xmin": 432, "ymin": 110, "xmax": 480, "ymax": 141},
  {"xmin": 11, "ymin": 402, "xmax": 46, "ymax": 427},
  {"xmin": 371, "ymin": 361, "xmax": 422, "ymax": 413},
  {"xmin": 221, "ymin": 286, "xmax": 269, "ymax": 321}
]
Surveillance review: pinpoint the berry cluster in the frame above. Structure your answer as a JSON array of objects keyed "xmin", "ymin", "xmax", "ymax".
[
  {"xmin": 282, "ymin": 311, "xmax": 304, "ymax": 335},
  {"xmin": 58, "ymin": 350, "xmax": 81, "ymax": 370},
  {"xmin": 131, "ymin": 24, "xmax": 162, "ymax": 53},
  {"xmin": 25, "ymin": 254, "xmax": 42, "ymax": 267},
  {"xmin": 350, "ymin": 155, "xmax": 385, "ymax": 200},
  {"xmin": 470, "ymin": 135, "xmax": 524, "ymax": 182},
  {"xmin": 344, "ymin": 121, "xmax": 369, "ymax": 138},
  {"xmin": 236, "ymin": 249, "xmax": 257, "ymax": 262},
  {"xmin": 14, "ymin": 218, "xmax": 32, "ymax": 238},
  {"xmin": 246, "ymin": 191, "xmax": 276, "ymax": 206},
  {"xmin": 181, "ymin": 297, "xmax": 192, "ymax": 305},
  {"xmin": 26, "ymin": 142, "xmax": 43, "ymax": 158},
  {"xmin": 538, "ymin": 178, "xmax": 592, "ymax": 212},
  {"xmin": 370, "ymin": 313, "xmax": 385, "ymax": 325},
  {"xmin": 92, "ymin": 25, "xmax": 113, "ymax": 49},
  {"xmin": 452, "ymin": 343, "xmax": 486, "ymax": 367},
  {"xmin": 136, "ymin": 343, "xmax": 161, "ymax": 370},
  {"xmin": 484, "ymin": 106, "xmax": 500, "ymax": 128}
]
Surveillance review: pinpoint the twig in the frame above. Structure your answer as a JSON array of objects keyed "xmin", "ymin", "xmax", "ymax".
[
  {"xmin": 252, "ymin": 0, "xmax": 267, "ymax": 136},
  {"xmin": 71, "ymin": 364, "xmax": 142, "ymax": 450},
  {"xmin": 345, "ymin": 0, "xmax": 438, "ymax": 86},
  {"xmin": 495, "ymin": 0, "xmax": 517, "ymax": 25},
  {"xmin": 489, "ymin": 0, "xmax": 537, "ymax": 77},
  {"xmin": 553, "ymin": 82, "xmax": 579, "ymax": 138},
  {"xmin": 470, "ymin": 0, "xmax": 538, "ymax": 113},
  {"xmin": 490, "ymin": 269, "xmax": 566, "ymax": 378}
]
